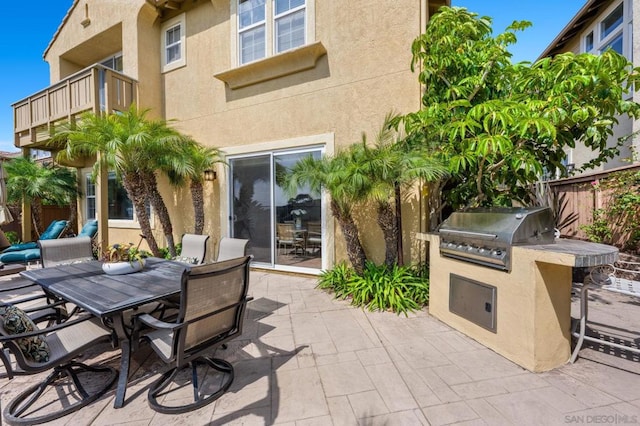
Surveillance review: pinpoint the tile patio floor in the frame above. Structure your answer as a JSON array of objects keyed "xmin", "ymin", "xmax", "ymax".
[{"xmin": 1, "ymin": 269, "xmax": 639, "ymax": 425}]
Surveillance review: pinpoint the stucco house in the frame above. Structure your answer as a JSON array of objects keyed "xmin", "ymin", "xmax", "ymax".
[
  {"xmin": 12, "ymin": 0, "xmax": 448, "ymax": 274},
  {"xmin": 540, "ymin": 0, "xmax": 640, "ymax": 175}
]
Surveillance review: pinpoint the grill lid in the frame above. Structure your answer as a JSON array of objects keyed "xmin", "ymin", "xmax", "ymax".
[
  {"xmin": 437, "ymin": 206, "xmax": 555, "ymax": 271},
  {"xmin": 438, "ymin": 206, "xmax": 555, "ymax": 246}
]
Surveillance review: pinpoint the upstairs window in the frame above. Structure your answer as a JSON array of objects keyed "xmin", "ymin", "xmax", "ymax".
[
  {"xmin": 161, "ymin": 13, "xmax": 186, "ymax": 72},
  {"xmin": 100, "ymin": 53, "xmax": 123, "ymax": 72},
  {"xmin": 275, "ymin": 0, "xmax": 306, "ymax": 53},
  {"xmin": 581, "ymin": 1, "xmax": 628, "ymax": 59},
  {"xmin": 584, "ymin": 32, "xmax": 594, "ymax": 52},
  {"xmin": 165, "ymin": 25, "xmax": 182, "ymax": 63},
  {"xmin": 239, "ymin": 0, "xmax": 266, "ymax": 64},
  {"xmin": 237, "ymin": 0, "xmax": 308, "ymax": 66},
  {"xmin": 601, "ymin": 3, "xmax": 623, "ymax": 40}
]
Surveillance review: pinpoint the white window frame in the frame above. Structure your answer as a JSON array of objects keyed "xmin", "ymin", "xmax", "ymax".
[
  {"xmin": 83, "ymin": 170, "xmax": 153, "ymax": 229},
  {"xmin": 161, "ymin": 13, "xmax": 186, "ymax": 73},
  {"xmin": 99, "ymin": 52, "xmax": 123, "ymax": 72},
  {"xmin": 581, "ymin": 0, "xmax": 630, "ymax": 60},
  {"xmin": 238, "ymin": 0, "xmax": 267, "ymax": 65},
  {"xmin": 232, "ymin": 0, "xmax": 314, "ymax": 67},
  {"xmin": 274, "ymin": 0, "xmax": 307, "ymax": 54}
]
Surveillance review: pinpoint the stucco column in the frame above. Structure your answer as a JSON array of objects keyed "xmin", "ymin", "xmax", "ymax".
[{"xmin": 95, "ymin": 156, "xmax": 109, "ymax": 251}]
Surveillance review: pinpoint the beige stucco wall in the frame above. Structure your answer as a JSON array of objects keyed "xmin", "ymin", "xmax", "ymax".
[
  {"xmin": 552, "ymin": 0, "xmax": 640, "ymax": 174},
  {"xmin": 424, "ymin": 234, "xmax": 574, "ymax": 372},
  {"xmin": 160, "ymin": 0, "xmax": 426, "ymax": 265},
  {"xmin": 43, "ymin": 0, "xmax": 441, "ymax": 267}
]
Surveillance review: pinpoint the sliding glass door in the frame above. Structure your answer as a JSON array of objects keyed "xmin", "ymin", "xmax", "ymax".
[{"xmin": 229, "ymin": 147, "xmax": 323, "ymax": 271}]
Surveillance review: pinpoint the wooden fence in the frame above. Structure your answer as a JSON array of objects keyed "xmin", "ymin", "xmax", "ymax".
[
  {"xmin": 549, "ymin": 164, "xmax": 640, "ymax": 252},
  {"xmin": 0, "ymin": 205, "xmax": 74, "ymax": 242}
]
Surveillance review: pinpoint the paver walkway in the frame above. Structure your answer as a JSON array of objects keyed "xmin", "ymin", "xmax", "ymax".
[{"xmin": 1, "ymin": 269, "xmax": 639, "ymax": 425}]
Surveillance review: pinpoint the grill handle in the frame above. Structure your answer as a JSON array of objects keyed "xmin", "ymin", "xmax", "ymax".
[{"xmin": 439, "ymin": 229, "xmax": 498, "ymax": 240}]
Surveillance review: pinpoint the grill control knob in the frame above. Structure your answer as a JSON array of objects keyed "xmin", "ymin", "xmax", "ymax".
[{"xmin": 491, "ymin": 249, "xmax": 502, "ymax": 256}]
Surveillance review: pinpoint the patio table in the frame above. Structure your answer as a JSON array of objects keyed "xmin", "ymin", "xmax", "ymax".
[{"xmin": 20, "ymin": 257, "xmax": 189, "ymax": 408}]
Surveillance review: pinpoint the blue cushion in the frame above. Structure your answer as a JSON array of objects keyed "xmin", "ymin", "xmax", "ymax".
[
  {"xmin": 78, "ymin": 220, "xmax": 98, "ymax": 238},
  {"xmin": 39, "ymin": 220, "xmax": 68, "ymax": 240},
  {"xmin": 2, "ymin": 242, "xmax": 38, "ymax": 253},
  {"xmin": 0, "ymin": 248, "xmax": 41, "ymax": 264}
]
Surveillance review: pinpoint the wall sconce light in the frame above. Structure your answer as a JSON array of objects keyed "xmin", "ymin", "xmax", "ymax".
[{"xmin": 204, "ymin": 169, "xmax": 217, "ymax": 181}]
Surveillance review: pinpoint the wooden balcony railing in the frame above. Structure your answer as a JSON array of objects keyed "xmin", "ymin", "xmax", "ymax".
[{"xmin": 12, "ymin": 65, "xmax": 138, "ymax": 148}]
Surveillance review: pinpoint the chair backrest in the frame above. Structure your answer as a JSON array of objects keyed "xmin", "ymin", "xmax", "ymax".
[
  {"xmin": 276, "ymin": 223, "xmax": 295, "ymax": 240},
  {"xmin": 39, "ymin": 237, "xmax": 94, "ymax": 268},
  {"xmin": 77, "ymin": 220, "xmax": 98, "ymax": 239},
  {"xmin": 308, "ymin": 221, "xmax": 321, "ymax": 235},
  {"xmin": 39, "ymin": 220, "xmax": 69, "ymax": 240},
  {"xmin": 178, "ymin": 234, "xmax": 210, "ymax": 265},
  {"xmin": 215, "ymin": 237, "xmax": 249, "ymax": 262},
  {"xmin": 176, "ymin": 255, "xmax": 252, "ymax": 361}
]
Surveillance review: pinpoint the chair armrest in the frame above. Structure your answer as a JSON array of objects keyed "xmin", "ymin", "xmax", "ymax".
[
  {"xmin": 135, "ymin": 313, "xmax": 183, "ymax": 331},
  {"xmin": 0, "ymin": 313, "xmax": 94, "ymax": 342},
  {"xmin": 0, "ymin": 293, "xmax": 50, "ymax": 307}
]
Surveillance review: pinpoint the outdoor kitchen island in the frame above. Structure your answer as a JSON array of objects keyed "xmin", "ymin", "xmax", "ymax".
[{"xmin": 419, "ymin": 224, "xmax": 618, "ymax": 372}]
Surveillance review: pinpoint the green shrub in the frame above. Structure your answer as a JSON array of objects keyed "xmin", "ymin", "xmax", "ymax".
[
  {"xmin": 580, "ymin": 170, "xmax": 640, "ymax": 253},
  {"xmin": 317, "ymin": 261, "xmax": 429, "ymax": 316},
  {"xmin": 318, "ymin": 262, "xmax": 353, "ymax": 300},
  {"xmin": 4, "ymin": 231, "xmax": 19, "ymax": 244}
]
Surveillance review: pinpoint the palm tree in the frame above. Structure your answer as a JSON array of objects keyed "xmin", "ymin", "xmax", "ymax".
[
  {"xmin": 56, "ymin": 105, "xmax": 187, "ymax": 257},
  {"xmin": 5, "ymin": 157, "xmax": 78, "ymax": 236},
  {"xmin": 287, "ymin": 150, "xmax": 368, "ymax": 273},
  {"xmin": 353, "ymin": 116, "xmax": 448, "ymax": 266},
  {"xmin": 166, "ymin": 141, "xmax": 224, "ymax": 235}
]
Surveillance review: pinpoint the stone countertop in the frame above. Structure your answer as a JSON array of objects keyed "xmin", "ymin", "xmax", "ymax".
[{"xmin": 519, "ymin": 238, "xmax": 618, "ymax": 268}]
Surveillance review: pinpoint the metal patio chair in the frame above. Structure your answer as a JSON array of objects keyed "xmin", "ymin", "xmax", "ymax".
[
  {"xmin": 174, "ymin": 233, "xmax": 210, "ymax": 265},
  {"xmin": 39, "ymin": 236, "xmax": 94, "ymax": 268},
  {"xmin": 570, "ymin": 259, "xmax": 640, "ymax": 363},
  {"xmin": 276, "ymin": 223, "xmax": 305, "ymax": 256},
  {"xmin": 132, "ymin": 255, "xmax": 252, "ymax": 414},
  {"xmin": 215, "ymin": 237, "xmax": 249, "ymax": 262},
  {"xmin": 0, "ymin": 305, "xmax": 117, "ymax": 425}
]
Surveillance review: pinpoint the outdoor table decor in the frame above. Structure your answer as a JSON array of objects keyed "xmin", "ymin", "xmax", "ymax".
[{"xmin": 100, "ymin": 235, "xmax": 149, "ymax": 275}]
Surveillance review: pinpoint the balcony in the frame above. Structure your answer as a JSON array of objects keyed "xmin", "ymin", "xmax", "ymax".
[{"xmin": 12, "ymin": 64, "xmax": 138, "ymax": 149}]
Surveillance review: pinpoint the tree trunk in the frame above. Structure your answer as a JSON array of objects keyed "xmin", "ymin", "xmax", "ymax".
[
  {"xmin": 377, "ymin": 201, "xmax": 398, "ymax": 267},
  {"xmin": 123, "ymin": 172, "xmax": 160, "ymax": 256},
  {"xmin": 31, "ymin": 199, "xmax": 43, "ymax": 238},
  {"xmin": 332, "ymin": 200, "xmax": 366, "ymax": 273},
  {"xmin": 142, "ymin": 172, "xmax": 176, "ymax": 257},
  {"xmin": 67, "ymin": 197, "xmax": 78, "ymax": 236},
  {"xmin": 190, "ymin": 181, "xmax": 205, "ymax": 235},
  {"xmin": 395, "ymin": 183, "xmax": 404, "ymax": 266}
]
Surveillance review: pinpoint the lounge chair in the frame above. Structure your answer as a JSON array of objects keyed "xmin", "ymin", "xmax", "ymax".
[
  {"xmin": 0, "ymin": 220, "xmax": 69, "ymax": 264},
  {"xmin": 0, "ymin": 220, "xmax": 97, "ymax": 266}
]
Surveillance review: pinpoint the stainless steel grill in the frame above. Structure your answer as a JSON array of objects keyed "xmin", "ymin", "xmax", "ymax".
[{"xmin": 437, "ymin": 206, "xmax": 555, "ymax": 271}]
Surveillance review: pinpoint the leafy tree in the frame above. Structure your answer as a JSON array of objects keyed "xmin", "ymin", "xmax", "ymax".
[
  {"xmin": 5, "ymin": 157, "xmax": 78, "ymax": 236},
  {"xmin": 402, "ymin": 6, "xmax": 640, "ymax": 221},
  {"xmin": 55, "ymin": 105, "xmax": 187, "ymax": 256}
]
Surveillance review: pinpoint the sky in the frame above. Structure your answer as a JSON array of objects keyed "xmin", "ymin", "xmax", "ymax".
[{"xmin": 0, "ymin": 1, "xmax": 587, "ymax": 154}]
